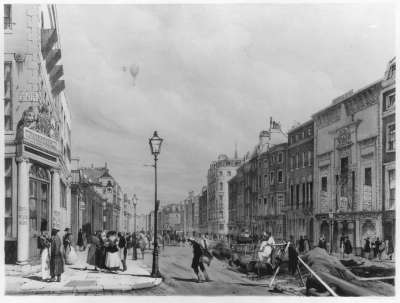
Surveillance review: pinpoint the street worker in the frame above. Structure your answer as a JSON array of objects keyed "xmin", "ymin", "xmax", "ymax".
[
  {"xmin": 288, "ymin": 235, "xmax": 298, "ymax": 275},
  {"xmin": 257, "ymin": 232, "xmax": 274, "ymax": 264},
  {"xmin": 50, "ymin": 228, "xmax": 64, "ymax": 282},
  {"xmin": 38, "ymin": 230, "xmax": 51, "ymax": 281},
  {"xmin": 188, "ymin": 237, "xmax": 210, "ymax": 283},
  {"xmin": 198, "ymin": 233, "xmax": 213, "ymax": 266}
]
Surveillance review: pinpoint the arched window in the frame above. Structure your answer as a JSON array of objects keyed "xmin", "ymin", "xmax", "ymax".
[{"xmin": 219, "ymin": 182, "xmax": 223, "ymax": 191}]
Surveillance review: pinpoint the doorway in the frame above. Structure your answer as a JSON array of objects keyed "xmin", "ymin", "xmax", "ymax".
[{"xmin": 29, "ymin": 165, "xmax": 50, "ymax": 259}]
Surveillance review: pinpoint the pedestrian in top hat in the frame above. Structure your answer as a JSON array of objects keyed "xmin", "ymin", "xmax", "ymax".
[
  {"xmin": 50, "ymin": 228, "xmax": 64, "ymax": 282},
  {"xmin": 118, "ymin": 232, "xmax": 127, "ymax": 271}
]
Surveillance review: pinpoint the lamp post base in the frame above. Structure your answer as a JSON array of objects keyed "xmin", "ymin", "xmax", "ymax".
[{"xmin": 151, "ymin": 245, "xmax": 161, "ymax": 278}]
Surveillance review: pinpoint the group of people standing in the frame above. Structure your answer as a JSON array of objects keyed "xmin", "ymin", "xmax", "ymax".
[
  {"xmin": 317, "ymin": 234, "xmax": 353, "ymax": 257},
  {"xmin": 363, "ymin": 237, "xmax": 394, "ymax": 261},
  {"xmin": 86, "ymin": 230, "xmax": 133, "ymax": 272}
]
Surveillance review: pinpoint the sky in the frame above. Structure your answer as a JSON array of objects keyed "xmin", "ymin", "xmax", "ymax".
[{"xmin": 57, "ymin": 3, "xmax": 395, "ymax": 215}]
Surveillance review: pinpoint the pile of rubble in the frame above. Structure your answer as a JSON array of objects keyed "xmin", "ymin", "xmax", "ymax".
[{"xmin": 301, "ymin": 248, "xmax": 394, "ymax": 296}]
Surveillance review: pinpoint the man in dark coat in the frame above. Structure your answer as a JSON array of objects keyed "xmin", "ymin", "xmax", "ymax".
[
  {"xmin": 77, "ymin": 228, "xmax": 84, "ymax": 251},
  {"xmin": 318, "ymin": 235, "xmax": 327, "ymax": 250},
  {"xmin": 188, "ymin": 237, "xmax": 210, "ymax": 283},
  {"xmin": 344, "ymin": 236, "xmax": 353, "ymax": 257},
  {"xmin": 298, "ymin": 236, "xmax": 305, "ymax": 254},
  {"xmin": 50, "ymin": 228, "xmax": 64, "ymax": 282}
]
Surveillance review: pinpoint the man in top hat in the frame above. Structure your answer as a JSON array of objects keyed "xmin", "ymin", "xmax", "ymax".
[{"xmin": 50, "ymin": 228, "xmax": 64, "ymax": 282}]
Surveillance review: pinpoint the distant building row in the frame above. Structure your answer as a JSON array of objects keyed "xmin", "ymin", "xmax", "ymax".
[{"xmin": 227, "ymin": 58, "xmax": 396, "ymax": 253}]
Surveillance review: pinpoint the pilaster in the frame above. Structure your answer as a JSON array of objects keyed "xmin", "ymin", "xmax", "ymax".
[{"xmin": 16, "ymin": 157, "xmax": 31, "ymax": 264}]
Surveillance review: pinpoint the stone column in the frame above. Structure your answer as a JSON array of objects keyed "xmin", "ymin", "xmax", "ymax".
[
  {"xmin": 17, "ymin": 157, "xmax": 31, "ymax": 264},
  {"xmin": 51, "ymin": 168, "xmax": 61, "ymax": 230}
]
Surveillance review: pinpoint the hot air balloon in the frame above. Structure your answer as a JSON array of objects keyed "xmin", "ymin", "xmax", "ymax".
[{"xmin": 129, "ymin": 64, "xmax": 140, "ymax": 85}]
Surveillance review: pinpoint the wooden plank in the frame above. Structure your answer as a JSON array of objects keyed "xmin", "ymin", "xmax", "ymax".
[
  {"xmin": 356, "ymin": 276, "xmax": 395, "ymax": 281},
  {"xmin": 297, "ymin": 256, "xmax": 338, "ymax": 297}
]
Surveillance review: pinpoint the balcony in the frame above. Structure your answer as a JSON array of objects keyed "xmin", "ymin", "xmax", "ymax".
[
  {"xmin": 46, "ymin": 48, "xmax": 62, "ymax": 72},
  {"xmin": 41, "ymin": 28, "xmax": 58, "ymax": 59},
  {"xmin": 49, "ymin": 65, "xmax": 64, "ymax": 85},
  {"xmin": 51, "ymin": 79, "xmax": 65, "ymax": 96}
]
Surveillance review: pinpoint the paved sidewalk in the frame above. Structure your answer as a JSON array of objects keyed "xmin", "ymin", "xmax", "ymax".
[{"xmin": 5, "ymin": 249, "xmax": 162, "ymax": 295}]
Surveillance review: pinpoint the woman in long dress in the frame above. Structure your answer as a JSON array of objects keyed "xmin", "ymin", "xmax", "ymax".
[
  {"xmin": 50, "ymin": 228, "xmax": 64, "ymax": 282},
  {"xmin": 63, "ymin": 228, "xmax": 77, "ymax": 265},
  {"xmin": 87, "ymin": 233, "xmax": 99, "ymax": 270},
  {"xmin": 105, "ymin": 231, "xmax": 121, "ymax": 271},
  {"xmin": 96, "ymin": 232, "xmax": 107, "ymax": 270},
  {"xmin": 38, "ymin": 230, "xmax": 51, "ymax": 281}
]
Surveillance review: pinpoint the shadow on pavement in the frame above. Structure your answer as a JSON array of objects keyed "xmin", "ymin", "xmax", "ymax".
[
  {"xmin": 171, "ymin": 276, "xmax": 199, "ymax": 283},
  {"xmin": 23, "ymin": 275, "xmax": 45, "ymax": 282}
]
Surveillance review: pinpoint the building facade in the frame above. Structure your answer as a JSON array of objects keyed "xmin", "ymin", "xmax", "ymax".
[
  {"xmin": 228, "ymin": 120, "xmax": 288, "ymax": 239},
  {"xmin": 381, "ymin": 58, "xmax": 396, "ymax": 247},
  {"xmin": 4, "ymin": 4, "xmax": 72, "ymax": 264},
  {"xmin": 312, "ymin": 79, "xmax": 383, "ymax": 253},
  {"xmin": 159, "ymin": 203, "xmax": 182, "ymax": 234},
  {"xmin": 285, "ymin": 120, "xmax": 314, "ymax": 244},
  {"xmin": 198, "ymin": 186, "xmax": 208, "ymax": 234},
  {"xmin": 80, "ymin": 164, "xmax": 124, "ymax": 232},
  {"xmin": 257, "ymin": 142, "xmax": 288, "ymax": 240},
  {"xmin": 207, "ymin": 154, "xmax": 242, "ymax": 237},
  {"xmin": 70, "ymin": 169, "xmax": 105, "ymax": 241}
]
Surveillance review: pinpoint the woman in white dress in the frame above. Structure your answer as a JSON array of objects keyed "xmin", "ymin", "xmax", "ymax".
[
  {"xmin": 38, "ymin": 230, "xmax": 51, "ymax": 281},
  {"xmin": 105, "ymin": 231, "xmax": 121, "ymax": 271}
]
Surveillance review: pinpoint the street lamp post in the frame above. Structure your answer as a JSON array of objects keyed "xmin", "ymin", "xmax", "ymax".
[
  {"xmin": 149, "ymin": 131, "xmax": 163, "ymax": 278},
  {"xmin": 132, "ymin": 194, "xmax": 138, "ymax": 260},
  {"xmin": 329, "ymin": 211, "xmax": 334, "ymax": 255}
]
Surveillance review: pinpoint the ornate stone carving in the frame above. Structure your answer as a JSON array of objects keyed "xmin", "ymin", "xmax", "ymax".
[
  {"xmin": 336, "ymin": 127, "xmax": 352, "ymax": 148},
  {"xmin": 16, "ymin": 104, "xmax": 59, "ymax": 140},
  {"xmin": 17, "ymin": 106, "xmax": 37, "ymax": 130}
]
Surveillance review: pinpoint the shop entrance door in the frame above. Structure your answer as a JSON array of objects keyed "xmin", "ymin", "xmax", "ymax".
[{"xmin": 28, "ymin": 166, "xmax": 50, "ymax": 260}]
